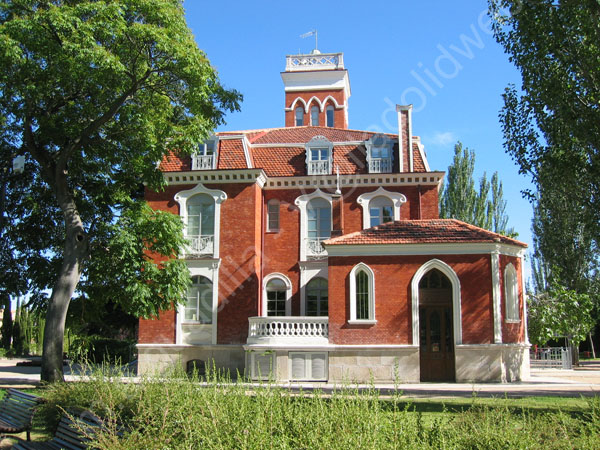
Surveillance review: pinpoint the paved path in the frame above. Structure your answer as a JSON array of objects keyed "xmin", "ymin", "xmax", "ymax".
[{"xmin": 0, "ymin": 358, "xmax": 599, "ymax": 398}]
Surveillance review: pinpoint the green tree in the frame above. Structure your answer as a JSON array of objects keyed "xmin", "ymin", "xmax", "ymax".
[
  {"xmin": 489, "ymin": 0, "xmax": 600, "ymax": 273},
  {"xmin": 440, "ymin": 142, "xmax": 514, "ymax": 235},
  {"xmin": 0, "ymin": 0, "xmax": 241, "ymax": 382}
]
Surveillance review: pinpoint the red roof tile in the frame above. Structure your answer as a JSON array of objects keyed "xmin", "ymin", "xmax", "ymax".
[
  {"xmin": 324, "ymin": 219, "xmax": 527, "ymax": 247},
  {"xmin": 217, "ymin": 139, "xmax": 247, "ymax": 169},
  {"xmin": 160, "ymin": 150, "xmax": 190, "ymax": 172},
  {"xmin": 249, "ymin": 126, "xmax": 394, "ymax": 144}
]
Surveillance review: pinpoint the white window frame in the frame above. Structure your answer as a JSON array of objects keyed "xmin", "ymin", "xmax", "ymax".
[
  {"xmin": 504, "ymin": 263, "xmax": 520, "ymax": 322},
  {"xmin": 288, "ymin": 352, "xmax": 328, "ymax": 381},
  {"xmin": 305, "ymin": 136, "xmax": 333, "ymax": 175},
  {"xmin": 176, "ymin": 259, "xmax": 220, "ymax": 345},
  {"xmin": 305, "ymin": 276, "xmax": 328, "ymax": 317},
  {"xmin": 183, "ymin": 275, "xmax": 213, "ymax": 324},
  {"xmin": 295, "ymin": 189, "xmax": 334, "ymax": 261},
  {"xmin": 267, "ymin": 199, "xmax": 280, "ymax": 232},
  {"xmin": 174, "ymin": 183, "xmax": 227, "ymax": 259},
  {"xmin": 192, "ymin": 136, "xmax": 218, "ymax": 170},
  {"xmin": 357, "ymin": 187, "xmax": 406, "ymax": 229},
  {"xmin": 365, "ymin": 134, "xmax": 394, "ymax": 173},
  {"xmin": 349, "ymin": 263, "xmax": 376, "ymax": 324},
  {"xmin": 262, "ymin": 273, "xmax": 292, "ymax": 317}
]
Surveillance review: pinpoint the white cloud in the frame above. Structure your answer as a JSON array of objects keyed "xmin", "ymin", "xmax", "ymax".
[{"xmin": 426, "ymin": 131, "xmax": 457, "ymax": 147}]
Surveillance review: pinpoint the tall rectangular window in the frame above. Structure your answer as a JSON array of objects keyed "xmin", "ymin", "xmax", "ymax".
[
  {"xmin": 267, "ymin": 200, "xmax": 279, "ymax": 232},
  {"xmin": 326, "ymin": 106, "xmax": 334, "ymax": 127},
  {"xmin": 356, "ymin": 271, "xmax": 369, "ymax": 320}
]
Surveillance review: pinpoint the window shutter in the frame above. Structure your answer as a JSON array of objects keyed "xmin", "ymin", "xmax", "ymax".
[
  {"xmin": 311, "ymin": 353, "xmax": 327, "ymax": 380},
  {"xmin": 291, "ymin": 353, "xmax": 306, "ymax": 380}
]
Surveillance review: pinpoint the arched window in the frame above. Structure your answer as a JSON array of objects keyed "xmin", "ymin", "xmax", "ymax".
[
  {"xmin": 187, "ymin": 194, "xmax": 215, "ymax": 253},
  {"xmin": 310, "ymin": 105, "xmax": 320, "ymax": 126},
  {"xmin": 295, "ymin": 107, "xmax": 304, "ymax": 126},
  {"xmin": 307, "ymin": 197, "xmax": 331, "ymax": 241},
  {"xmin": 349, "ymin": 264, "xmax": 375, "ymax": 323},
  {"xmin": 369, "ymin": 196, "xmax": 394, "ymax": 227},
  {"xmin": 326, "ymin": 105, "xmax": 334, "ymax": 127},
  {"xmin": 306, "ymin": 277, "xmax": 328, "ymax": 316},
  {"xmin": 504, "ymin": 264, "xmax": 520, "ymax": 321},
  {"xmin": 267, "ymin": 199, "xmax": 279, "ymax": 232},
  {"xmin": 266, "ymin": 278, "xmax": 288, "ymax": 316},
  {"xmin": 184, "ymin": 276, "xmax": 213, "ymax": 323}
]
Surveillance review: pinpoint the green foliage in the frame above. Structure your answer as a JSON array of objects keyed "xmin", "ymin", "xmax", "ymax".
[
  {"xmin": 67, "ymin": 334, "xmax": 135, "ymax": 364},
  {"xmin": 35, "ymin": 368, "xmax": 600, "ymax": 449},
  {"xmin": 528, "ymin": 283, "xmax": 595, "ymax": 347},
  {"xmin": 1, "ymin": 294, "xmax": 12, "ymax": 350},
  {"xmin": 489, "ymin": 0, "xmax": 600, "ymax": 294},
  {"xmin": 440, "ymin": 142, "xmax": 515, "ymax": 236},
  {"xmin": 0, "ymin": 0, "xmax": 241, "ymax": 379}
]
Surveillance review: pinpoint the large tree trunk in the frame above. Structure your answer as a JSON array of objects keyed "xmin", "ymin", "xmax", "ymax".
[{"xmin": 40, "ymin": 179, "xmax": 88, "ymax": 383}]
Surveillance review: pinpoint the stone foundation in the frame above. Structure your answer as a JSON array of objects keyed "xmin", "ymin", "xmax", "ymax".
[
  {"xmin": 137, "ymin": 344, "xmax": 245, "ymax": 378},
  {"xmin": 455, "ymin": 344, "xmax": 530, "ymax": 382}
]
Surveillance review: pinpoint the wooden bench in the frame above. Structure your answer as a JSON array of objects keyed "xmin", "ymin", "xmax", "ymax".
[
  {"xmin": 12, "ymin": 408, "xmax": 106, "ymax": 450},
  {"xmin": 0, "ymin": 388, "xmax": 42, "ymax": 441}
]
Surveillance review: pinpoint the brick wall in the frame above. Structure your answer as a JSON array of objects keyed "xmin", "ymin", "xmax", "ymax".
[
  {"xmin": 327, "ymin": 254, "xmax": 494, "ymax": 345},
  {"xmin": 285, "ymin": 90, "xmax": 347, "ymax": 128}
]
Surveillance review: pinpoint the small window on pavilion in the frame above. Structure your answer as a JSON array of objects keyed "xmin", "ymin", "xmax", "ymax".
[
  {"xmin": 311, "ymin": 106, "xmax": 319, "ymax": 126},
  {"xmin": 295, "ymin": 107, "xmax": 304, "ymax": 126},
  {"xmin": 504, "ymin": 264, "xmax": 520, "ymax": 322},
  {"xmin": 349, "ymin": 263, "xmax": 376, "ymax": 323},
  {"xmin": 192, "ymin": 137, "xmax": 218, "ymax": 170},
  {"xmin": 326, "ymin": 105, "xmax": 334, "ymax": 127}
]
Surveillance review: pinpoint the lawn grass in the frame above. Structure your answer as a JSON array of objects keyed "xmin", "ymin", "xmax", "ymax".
[{"xmin": 2, "ymin": 372, "xmax": 599, "ymax": 449}]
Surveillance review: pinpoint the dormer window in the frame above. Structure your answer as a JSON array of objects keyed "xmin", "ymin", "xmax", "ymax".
[
  {"xmin": 295, "ymin": 107, "xmax": 304, "ymax": 126},
  {"xmin": 366, "ymin": 134, "xmax": 393, "ymax": 173},
  {"xmin": 311, "ymin": 105, "xmax": 319, "ymax": 126},
  {"xmin": 192, "ymin": 137, "xmax": 218, "ymax": 170},
  {"xmin": 306, "ymin": 136, "xmax": 333, "ymax": 175}
]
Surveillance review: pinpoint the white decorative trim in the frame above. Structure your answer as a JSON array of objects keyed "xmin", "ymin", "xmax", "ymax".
[
  {"xmin": 174, "ymin": 183, "xmax": 227, "ymax": 259},
  {"xmin": 491, "ymin": 250, "xmax": 502, "ymax": 343},
  {"xmin": 244, "ymin": 344, "xmax": 419, "ymax": 351},
  {"xmin": 164, "ymin": 169, "xmax": 266, "ymax": 186},
  {"xmin": 325, "ymin": 242, "xmax": 527, "ymax": 258},
  {"xmin": 176, "ymin": 259, "xmax": 221, "ymax": 345},
  {"xmin": 262, "ymin": 272, "xmax": 293, "ymax": 317},
  {"xmin": 357, "ymin": 187, "xmax": 407, "ymax": 229},
  {"xmin": 410, "ymin": 259, "xmax": 462, "ymax": 346},
  {"xmin": 242, "ymin": 136, "xmax": 253, "ymax": 168},
  {"xmin": 521, "ymin": 254, "xmax": 529, "ymax": 344},
  {"xmin": 290, "ymin": 97, "xmax": 308, "ymax": 113},
  {"xmin": 295, "ymin": 189, "xmax": 334, "ymax": 261},
  {"xmin": 299, "ymin": 261, "xmax": 328, "ymax": 316},
  {"xmin": 349, "ymin": 263, "xmax": 376, "ymax": 323},
  {"xmin": 264, "ymin": 172, "xmax": 445, "ymax": 190}
]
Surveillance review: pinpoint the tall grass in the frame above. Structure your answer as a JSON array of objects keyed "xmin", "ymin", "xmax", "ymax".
[{"xmin": 37, "ymin": 366, "xmax": 600, "ymax": 449}]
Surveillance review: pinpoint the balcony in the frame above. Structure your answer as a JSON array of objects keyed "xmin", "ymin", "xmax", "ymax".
[
  {"xmin": 369, "ymin": 158, "xmax": 392, "ymax": 173},
  {"xmin": 247, "ymin": 316, "xmax": 329, "ymax": 345},
  {"xmin": 185, "ymin": 235, "xmax": 214, "ymax": 256},
  {"xmin": 191, "ymin": 154, "xmax": 214, "ymax": 170},
  {"xmin": 307, "ymin": 160, "xmax": 331, "ymax": 175},
  {"xmin": 306, "ymin": 238, "xmax": 328, "ymax": 259}
]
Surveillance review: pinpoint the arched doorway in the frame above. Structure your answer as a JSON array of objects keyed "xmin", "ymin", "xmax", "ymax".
[{"xmin": 419, "ymin": 269, "xmax": 455, "ymax": 382}]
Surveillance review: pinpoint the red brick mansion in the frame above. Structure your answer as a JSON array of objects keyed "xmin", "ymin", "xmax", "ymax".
[{"xmin": 138, "ymin": 51, "xmax": 529, "ymax": 383}]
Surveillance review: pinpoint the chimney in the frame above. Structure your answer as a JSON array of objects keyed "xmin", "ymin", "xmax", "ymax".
[{"xmin": 396, "ymin": 104, "xmax": 413, "ymax": 172}]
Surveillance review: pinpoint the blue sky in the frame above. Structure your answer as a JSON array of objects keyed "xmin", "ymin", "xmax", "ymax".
[{"xmin": 183, "ymin": 1, "xmax": 534, "ymax": 254}]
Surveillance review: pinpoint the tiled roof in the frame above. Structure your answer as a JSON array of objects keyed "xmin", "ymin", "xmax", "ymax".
[
  {"xmin": 324, "ymin": 219, "xmax": 527, "ymax": 247},
  {"xmin": 248, "ymin": 126, "xmax": 394, "ymax": 144},
  {"xmin": 217, "ymin": 139, "xmax": 248, "ymax": 169},
  {"xmin": 158, "ymin": 126, "xmax": 430, "ymax": 175}
]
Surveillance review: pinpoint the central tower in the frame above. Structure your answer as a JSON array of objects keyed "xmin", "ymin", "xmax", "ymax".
[{"xmin": 281, "ymin": 51, "xmax": 351, "ymax": 129}]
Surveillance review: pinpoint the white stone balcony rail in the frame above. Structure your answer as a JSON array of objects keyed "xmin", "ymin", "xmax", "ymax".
[
  {"xmin": 185, "ymin": 235, "xmax": 214, "ymax": 256},
  {"xmin": 306, "ymin": 238, "xmax": 328, "ymax": 258},
  {"xmin": 286, "ymin": 53, "xmax": 344, "ymax": 72},
  {"xmin": 307, "ymin": 160, "xmax": 331, "ymax": 175},
  {"xmin": 369, "ymin": 158, "xmax": 392, "ymax": 173},
  {"xmin": 247, "ymin": 316, "xmax": 329, "ymax": 345},
  {"xmin": 191, "ymin": 154, "xmax": 214, "ymax": 170}
]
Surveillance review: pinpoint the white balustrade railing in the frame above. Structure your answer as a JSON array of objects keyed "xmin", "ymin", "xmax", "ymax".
[
  {"xmin": 186, "ymin": 235, "xmax": 214, "ymax": 256},
  {"xmin": 306, "ymin": 238, "xmax": 328, "ymax": 258},
  {"xmin": 247, "ymin": 316, "xmax": 329, "ymax": 345},
  {"xmin": 308, "ymin": 160, "xmax": 331, "ymax": 175},
  {"xmin": 191, "ymin": 154, "xmax": 214, "ymax": 170},
  {"xmin": 369, "ymin": 158, "xmax": 392, "ymax": 173},
  {"xmin": 286, "ymin": 53, "xmax": 344, "ymax": 71}
]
